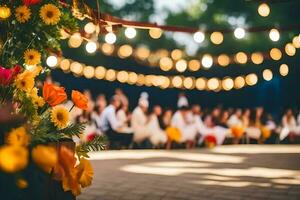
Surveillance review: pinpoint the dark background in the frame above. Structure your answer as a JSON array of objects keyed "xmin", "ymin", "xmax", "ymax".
[{"xmin": 52, "ymin": 0, "xmax": 300, "ymax": 116}]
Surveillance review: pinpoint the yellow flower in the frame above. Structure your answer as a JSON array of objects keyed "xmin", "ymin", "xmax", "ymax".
[
  {"xmin": 0, "ymin": 145, "xmax": 28, "ymax": 173},
  {"xmin": 15, "ymin": 70, "xmax": 35, "ymax": 92},
  {"xmin": 15, "ymin": 6, "xmax": 31, "ymax": 23},
  {"xmin": 32, "ymin": 145, "xmax": 58, "ymax": 173},
  {"xmin": 24, "ymin": 49, "xmax": 41, "ymax": 65},
  {"xmin": 51, "ymin": 106, "xmax": 70, "ymax": 129},
  {"xmin": 29, "ymin": 87, "xmax": 45, "ymax": 107},
  {"xmin": 16, "ymin": 178, "xmax": 28, "ymax": 189},
  {"xmin": 6, "ymin": 127, "xmax": 30, "ymax": 147},
  {"xmin": 40, "ymin": 4, "xmax": 61, "ymax": 25},
  {"xmin": 76, "ymin": 158, "xmax": 94, "ymax": 188}
]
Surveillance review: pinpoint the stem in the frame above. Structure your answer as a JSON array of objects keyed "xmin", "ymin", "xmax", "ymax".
[{"xmin": 69, "ymin": 103, "xmax": 75, "ymax": 112}]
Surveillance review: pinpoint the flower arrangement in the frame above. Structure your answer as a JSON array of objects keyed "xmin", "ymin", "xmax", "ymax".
[{"xmin": 0, "ymin": 1, "xmax": 105, "ymax": 199}]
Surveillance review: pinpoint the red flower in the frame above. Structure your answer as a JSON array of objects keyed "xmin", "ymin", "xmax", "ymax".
[
  {"xmin": 86, "ymin": 133, "xmax": 96, "ymax": 142},
  {"xmin": 23, "ymin": 0, "xmax": 41, "ymax": 6},
  {"xmin": 0, "ymin": 65, "xmax": 22, "ymax": 85},
  {"xmin": 204, "ymin": 135, "xmax": 217, "ymax": 144}
]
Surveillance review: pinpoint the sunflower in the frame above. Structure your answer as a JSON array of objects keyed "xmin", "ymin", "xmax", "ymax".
[
  {"xmin": 51, "ymin": 106, "xmax": 70, "ymax": 129},
  {"xmin": 0, "ymin": 145, "xmax": 28, "ymax": 173},
  {"xmin": 6, "ymin": 127, "xmax": 30, "ymax": 147},
  {"xmin": 15, "ymin": 6, "xmax": 31, "ymax": 23},
  {"xmin": 24, "ymin": 49, "xmax": 41, "ymax": 65},
  {"xmin": 15, "ymin": 71, "xmax": 35, "ymax": 92},
  {"xmin": 39, "ymin": 4, "xmax": 61, "ymax": 25},
  {"xmin": 29, "ymin": 87, "xmax": 45, "ymax": 107}
]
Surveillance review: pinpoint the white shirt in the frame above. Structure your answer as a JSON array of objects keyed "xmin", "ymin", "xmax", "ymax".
[
  {"xmin": 227, "ymin": 114, "xmax": 243, "ymax": 127},
  {"xmin": 131, "ymin": 106, "xmax": 148, "ymax": 130},
  {"xmin": 99, "ymin": 105, "xmax": 121, "ymax": 132},
  {"xmin": 171, "ymin": 111, "xmax": 186, "ymax": 131}
]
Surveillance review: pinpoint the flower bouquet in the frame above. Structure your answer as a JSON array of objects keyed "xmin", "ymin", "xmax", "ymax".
[{"xmin": 0, "ymin": 0, "xmax": 105, "ymax": 199}]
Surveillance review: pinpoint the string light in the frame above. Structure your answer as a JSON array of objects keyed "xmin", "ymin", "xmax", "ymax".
[
  {"xmin": 201, "ymin": 54, "xmax": 213, "ymax": 69},
  {"xmin": 125, "ymin": 27, "xmax": 137, "ymax": 39},
  {"xmin": 105, "ymin": 32, "xmax": 116, "ymax": 44},
  {"xmin": 70, "ymin": 62, "xmax": 83, "ymax": 74},
  {"xmin": 270, "ymin": 48, "xmax": 282, "ymax": 60},
  {"xmin": 279, "ymin": 64, "xmax": 289, "ymax": 76},
  {"xmin": 188, "ymin": 60, "xmax": 201, "ymax": 71},
  {"xmin": 118, "ymin": 45, "xmax": 133, "ymax": 58},
  {"xmin": 245, "ymin": 73, "xmax": 258, "ymax": 86},
  {"xmin": 159, "ymin": 57, "xmax": 173, "ymax": 71},
  {"xmin": 85, "ymin": 41, "xmax": 97, "ymax": 54},
  {"xmin": 193, "ymin": 31, "xmax": 205, "ymax": 43},
  {"xmin": 83, "ymin": 66, "xmax": 95, "ymax": 79},
  {"xmin": 95, "ymin": 66, "xmax": 106, "ymax": 79},
  {"xmin": 285, "ymin": 43, "xmax": 296, "ymax": 56},
  {"xmin": 234, "ymin": 76, "xmax": 245, "ymax": 89},
  {"xmin": 269, "ymin": 29, "xmax": 280, "ymax": 42},
  {"xmin": 262, "ymin": 69, "xmax": 273, "ymax": 81},
  {"xmin": 217, "ymin": 54, "xmax": 230, "ymax": 67},
  {"xmin": 183, "ymin": 77, "xmax": 194, "ymax": 89},
  {"xmin": 135, "ymin": 47, "xmax": 150, "ymax": 60},
  {"xmin": 235, "ymin": 52, "xmax": 248, "ymax": 64},
  {"xmin": 105, "ymin": 69, "xmax": 116, "ymax": 81},
  {"xmin": 175, "ymin": 59, "xmax": 187, "ymax": 72},
  {"xmin": 234, "ymin": 28, "xmax": 246, "ymax": 39},
  {"xmin": 171, "ymin": 49, "xmax": 183, "ymax": 60},
  {"xmin": 84, "ymin": 22, "xmax": 96, "ymax": 34},
  {"xmin": 101, "ymin": 43, "xmax": 115, "ymax": 55},
  {"xmin": 172, "ymin": 76, "xmax": 183, "ymax": 88},
  {"xmin": 222, "ymin": 77, "xmax": 234, "ymax": 91},
  {"xmin": 60, "ymin": 59, "xmax": 71, "ymax": 71},
  {"xmin": 68, "ymin": 33, "xmax": 83, "ymax": 48},
  {"xmin": 117, "ymin": 71, "xmax": 129, "ymax": 83},
  {"xmin": 258, "ymin": 3, "xmax": 270, "ymax": 17},
  {"xmin": 149, "ymin": 28, "xmax": 163, "ymax": 39},
  {"xmin": 251, "ymin": 52, "xmax": 264, "ymax": 65},
  {"xmin": 196, "ymin": 78, "xmax": 206, "ymax": 90},
  {"xmin": 210, "ymin": 32, "xmax": 223, "ymax": 45},
  {"xmin": 292, "ymin": 36, "xmax": 300, "ymax": 48},
  {"xmin": 46, "ymin": 55, "xmax": 58, "ymax": 68},
  {"xmin": 207, "ymin": 78, "xmax": 220, "ymax": 91}
]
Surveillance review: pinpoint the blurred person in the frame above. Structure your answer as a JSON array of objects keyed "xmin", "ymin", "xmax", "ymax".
[
  {"xmin": 242, "ymin": 109, "xmax": 251, "ymax": 127},
  {"xmin": 219, "ymin": 110, "xmax": 230, "ymax": 128},
  {"xmin": 171, "ymin": 106, "xmax": 198, "ymax": 148},
  {"xmin": 116, "ymin": 104, "xmax": 132, "ymax": 133},
  {"xmin": 148, "ymin": 105, "xmax": 167, "ymax": 147},
  {"xmin": 131, "ymin": 93, "xmax": 152, "ymax": 146},
  {"xmin": 83, "ymin": 89, "xmax": 95, "ymax": 113},
  {"xmin": 96, "ymin": 94, "xmax": 107, "ymax": 113},
  {"xmin": 245, "ymin": 109, "xmax": 261, "ymax": 143},
  {"xmin": 115, "ymin": 88, "xmax": 129, "ymax": 107},
  {"xmin": 177, "ymin": 92, "xmax": 189, "ymax": 108},
  {"xmin": 99, "ymin": 95, "xmax": 133, "ymax": 149},
  {"xmin": 227, "ymin": 109, "xmax": 243, "ymax": 127},
  {"xmin": 280, "ymin": 109, "xmax": 298, "ymax": 141}
]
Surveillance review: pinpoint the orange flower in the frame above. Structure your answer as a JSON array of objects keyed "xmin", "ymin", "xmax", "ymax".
[
  {"xmin": 43, "ymin": 82, "xmax": 67, "ymax": 107},
  {"xmin": 71, "ymin": 90, "xmax": 88, "ymax": 110}
]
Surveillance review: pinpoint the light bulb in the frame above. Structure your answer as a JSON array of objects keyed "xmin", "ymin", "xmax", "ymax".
[
  {"xmin": 234, "ymin": 28, "xmax": 245, "ymax": 39},
  {"xmin": 269, "ymin": 29, "xmax": 280, "ymax": 42},
  {"xmin": 46, "ymin": 56, "xmax": 58, "ymax": 68},
  {"xmin": 85, "ymin": 41, "xmax": 97, "ymax": 54},
  {"xmin": 193, "ymin": 31, "xmax": 205, "ymax": 43},
  {"xmin": 125, "ymin": 27, "xmax": 137, "ymax": 39},
  {"xmin": 201, "ymin": 54, "xmax": 213, "ymax": 69},
  {"xmin": 105, "ymin": 32, "xmax": 116, "ymax": 44}
]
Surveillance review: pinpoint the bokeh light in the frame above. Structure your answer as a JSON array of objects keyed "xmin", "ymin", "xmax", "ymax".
[
  {"xmin": 202, "ymin": 54, "xmax": 213, "ymax": 69},
  {"xmin": 85, "ymin": 41, "xmax": 97, "ymax": 54},
  {"xmin": 270, "ymin": 48, "xmax": 282, "ymax": 60},
  {"xmin": 175, "ymin": 59, "xmax": 187, "ymax": 72},
  {"xmin": 269, "ymin": 29, "xmax": 280, "ymax": 42},
  {"xmin": 125, "ymin": 27, "xmax": 137, "ymax": 39},
  {"xmin": 285, "ymin": 43, "xmax": 296, "ymax": 56},
  {"xmin": 149, "ymin": 28, "xmax": 163, "ymax": 39},
  {"xmin": 251, "ymin": 52, "xmax": 264, "ymax": 65},
  {"xmin": 245, "ymin": 73, "xmax": 258, "ymax": 86},
  {"xmin": 262, "ymin": 69, "xmax": 273, "ymax": 81},
  {"xmin": 235, "ymin": 52, "xmax": 248, "ymax": 64},
  {"xmin": 279, "ymin": 64, "xmax": 289, "ymax": 76},
  {"xmin": 193, "ymin": 31, "xmax": 205, "ymax": 43},
  {"xmin": 83, "ymin": 66, "xmax": 95, "ymax": 79},
  {"xmin": 188, "ymin": 60, "xmax": 201, "ymax": 71},
  {"xmin": 210, "ymin": 32, "xmax": 223, "ymax": 45},
  {"xmin": 105, "ymin": 32, "xmax": 117, "ymax": 44},
  {"xmin": 217, "ymin": 54, "xmax": 230, "ymax": 67},
  {"xmin": 234, "ymin": 28, "xmax": 246, "ymax": 39},
  {"xmin": 258, "ymin": 3, "xmax": 270, "ymax": 17}
]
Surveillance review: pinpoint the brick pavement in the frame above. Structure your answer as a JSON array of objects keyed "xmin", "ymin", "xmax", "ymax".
[{"xmin": 78, "ymin": 145, "xmax": 300, "ymax": 200}]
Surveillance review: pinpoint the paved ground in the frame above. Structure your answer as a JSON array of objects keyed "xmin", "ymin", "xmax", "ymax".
[{"xmin": 78, "ymin": 145, "xmax": 300, "ymax": 200}]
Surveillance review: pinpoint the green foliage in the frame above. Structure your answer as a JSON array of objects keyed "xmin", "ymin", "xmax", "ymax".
[
  {"xmin": 58, "ymin": 122, "xmax": 86, "ymax": 138},
  {"xmin": 0, "ymin": 0, "xmax": 78, "ymax": 67},
  {"xmin": 15, "ymin": 90, "xmax": 37, "ymax": 121},
  {"xmin": 76, "ymin": 135, "xmax": 107, "ymax": 158}
]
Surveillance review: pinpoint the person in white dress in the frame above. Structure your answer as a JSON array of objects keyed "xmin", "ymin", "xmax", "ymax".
[
  {"xmin": 280, "ymin": 109, "xmax": 298, "ymax": 141},
  {"xmin": 116, "ymin": 104, "xmax": 133, "ymax": 134},
  {"xmin": 171, "ymin": 106, "xmax": 198, "ymax": 148},
  {"xmin": 148, "ymin": 105, "xmax": 167, "ymax": 147},
  {"xmin": 131, "ymin": 94, "xmax": 152, "ymax": 143},
  {"xmin": 227, "ymin": 109, "xmax": 243, "ymax": 127}
]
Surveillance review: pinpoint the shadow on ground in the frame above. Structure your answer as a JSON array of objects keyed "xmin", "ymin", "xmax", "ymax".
[{"xmin": 78, "ymin": 145, "xmax": 300, "ymax": 200}]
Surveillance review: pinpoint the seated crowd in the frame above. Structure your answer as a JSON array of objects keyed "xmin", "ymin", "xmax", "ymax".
[{"xmin": 64, "ymin": 89, "xmax": 300, "ymax": 149}]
